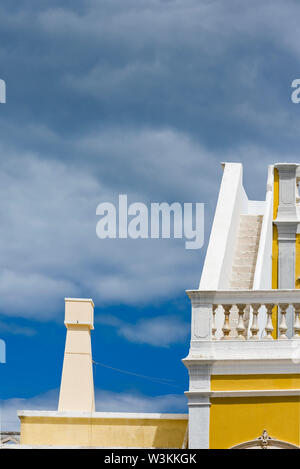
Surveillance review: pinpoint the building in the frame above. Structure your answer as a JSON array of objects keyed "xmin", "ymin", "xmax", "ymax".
[{"xmin": 17, "ymin": 162, "xmax": 300, "ymax": 448}]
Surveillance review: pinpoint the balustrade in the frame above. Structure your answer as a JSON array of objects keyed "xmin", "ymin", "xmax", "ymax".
[{"xmin": 187, "ymin": 290, "xmax": 300, "ymax": 341}]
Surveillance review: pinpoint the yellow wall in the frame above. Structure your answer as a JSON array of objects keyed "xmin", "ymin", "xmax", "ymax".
[
  {"xmin": 210, "ymin": 396, "xmax": 300, "ymax": 449},
  {"xmin": 209, "ymin": 374, "xmax": 300, "ymax": 449},
  {"xmin": 20, "ymin": 416, "xmax": 188, "ymax": 448},
  {"xmin": 211, "ymin": 374, "xmax": 300, "ymax": 391}
]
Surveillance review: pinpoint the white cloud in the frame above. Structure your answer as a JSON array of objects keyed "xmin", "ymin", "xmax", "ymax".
[
  {"xmin": 0, "ymin": 388, "xmax": 187, "ymax": 431},
  {"xmin": 95, "ymin": 389, "xmax": 187, "ymax": 414},
  {"xmin": 0, "ymin": 320, "xmax": 36, "ymax": 337},
  {"xmin": 0, "ymin": 389, "xmax": 58, "ymax": 432},
  {"xmin": 96, "ymin": 314, "xmax": 189, "ymax": 347}
]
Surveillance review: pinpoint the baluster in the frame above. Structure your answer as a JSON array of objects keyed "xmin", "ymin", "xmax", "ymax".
[
  {"xmin": 222, "ymin": 304, "xmax": 232, "ymax": 339},
  {"xmin": 264, "ymin": 304, "xmax": 274, "ymax": 340},
  {"xmin": 250, "ymin": 304, "xmax": 260, "ymax": 340},
  {"xmin": 278, "ymin": 303, "xmax": 289, "ymax": 340},
  {"xmin": 236, "ymin": 304, "xmax": 246, "ymax": 340},
  {"xmin": 293, "ymin": 303, "xmax": 300, "ymax": 339},
  {"xmin": 212, "ymin": 305, "xmax": 217, "ymax": 340}
]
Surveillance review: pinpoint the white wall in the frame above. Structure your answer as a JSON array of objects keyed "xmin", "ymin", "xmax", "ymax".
[
  {"xmin": 199, "ymin": 162, "xmax": 248, "ymax": 290},
  {"xmin": 253, "ymin": 165, "xmax": 274, "ymax": 290}
]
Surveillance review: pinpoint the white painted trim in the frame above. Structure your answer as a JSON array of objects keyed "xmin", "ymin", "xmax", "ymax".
[
  {"xmin": 246, "ymin": 200, "xmax": 265, "ymax": 216},
  {"xmin": 187, "ymin": 335, "xmax": 300, "ymax": 355},
  {"xmin": 183, "ymin": 338, "xmax": 300, "ymax": 375},
  {"xmin": 65, "ymin": 298, "xmax": 94, "ymax": 307},
  {"xmin": 186, "ymin": 389, "xmax": 300, "ymax": 398},
  {"xmin": 17, "ymin": 410, "xmax": 188, "ymax": 420},
  {"xmin": 253, "ymin": 165, "xmax": 273, "ymax": 290},
  {"xmin": 187, "ymin": 402, "xmax": 210, "ymax": 449},
  {"xmin": 274, "ymin": 163, "xmax": 298, "ymax": 222},
  {"xmin": 211, "ymin": 360, "xmax": 300, "ymax": 375},
  {"xmin": 187, "ymin": 288, "xmax": 300, "ymax": 304},
  {"xmin": 1, "ymin": 445, "xmax": 175, "ymax": 449}
]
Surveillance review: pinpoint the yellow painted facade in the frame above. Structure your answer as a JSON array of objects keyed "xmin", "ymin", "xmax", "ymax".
[
  {"xmin": 19, "ymin": 415, "xmax": 188, "ymax": 448},
  {"xmin": 210, "ymin": 396, "xmax": 300, "ymax": 449},
  {"xmin": 211, "ymin": 374, "xmax": 300, "ymax": 391},
  {"xmin": 210, "ymin": 374, "xmax": 300, "ymax": 449}
]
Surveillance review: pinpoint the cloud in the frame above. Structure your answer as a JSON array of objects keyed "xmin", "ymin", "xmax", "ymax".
[
  {"xmin": 1, "ymin": 0, "xmax": 300, "ymax": 147},
  {"xmin": 0, "ymin": 389, "xmax": 58, "ymax": 432},
  {"xmin": 28, "ymin": 0, "xmax": 300, "ymax": 144},
  {"xmin": 95, "ymin": 389, "xmax": 187, "ymax": 414},
  {"xmin": 96, "ymin": 314, "xmax": 189, "ymax": 347},
  {"xmin": 0, "ymin": 0, "xmax": 299, "ymax": 320},
  {"xmin": 0, "ymin": 388, "xmax": 187, "ymax": 431},
  {"xmin": 0, "ymin": 128, "xmax": 215, "ymax": 320},
  {"xmin": 0, "ymin": 122, "xmax": 299, "ymax": 320},
  {"xmin": 0, "ymin": 320, "xmax": 36, "ymax": 337}
]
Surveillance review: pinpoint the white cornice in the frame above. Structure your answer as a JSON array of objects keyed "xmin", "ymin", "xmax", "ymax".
[
  {"xmin": 186, "ymin": 389, "xmax": 300, "ymax": 398},
  {"xmin": 17, "ymin": 411, "xmax": 188, "ymax": 420},
  {"xmin": 183, "ymin": 339, "xmax": 300, "ymax": 374},
  {"xmin": 186, "ymin": 289, "xmax": 300, "ymax": 304}
]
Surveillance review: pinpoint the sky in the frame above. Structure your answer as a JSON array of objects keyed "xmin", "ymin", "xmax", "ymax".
[{"xmin": 1, "ymin": 0, "xmax": 300, "ymax": 430}]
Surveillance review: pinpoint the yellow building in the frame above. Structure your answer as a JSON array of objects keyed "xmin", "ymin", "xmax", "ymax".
[{"xmin": 18, "ymin": 162, "xmax": 300, "ymax": 449}]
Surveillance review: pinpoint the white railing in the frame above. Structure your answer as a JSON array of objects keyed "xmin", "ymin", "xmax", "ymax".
[{"xmin": 186, "ymin": 290, "xmax": 300, "ymax": 341}]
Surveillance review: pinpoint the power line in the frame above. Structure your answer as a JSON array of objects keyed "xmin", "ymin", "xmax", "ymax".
[{"xmin": 92, "ymin": 360, "xmax": 182, "ymax": 389}]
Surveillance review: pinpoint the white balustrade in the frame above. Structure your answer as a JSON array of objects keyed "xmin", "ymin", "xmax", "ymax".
[
  {"xmin": 293, "ymin": 303, "xmax": 300, "ymax": 339},
  {"xmin": 186, "ymin": 289, "xmax": 300, "ymax": 341}
]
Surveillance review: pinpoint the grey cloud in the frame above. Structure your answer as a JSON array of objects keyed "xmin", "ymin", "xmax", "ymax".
[
  {"xmin": 0, "ymin": 0, "xmax": 300, "ymax": 147},
  {"xmin": 0, "ymin": 122, "xmax": 298, "ymax": 320},
  {"xmin": 0, "ymin": 132, "xmax": 209, "ymax": 318},
  {"xmin": 0, "ymin": 0, "xmax": 300, "ymax": 321}
]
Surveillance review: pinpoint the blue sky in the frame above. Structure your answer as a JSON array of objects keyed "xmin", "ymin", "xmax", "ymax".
[{"xmin": 1, "ymin": 0, "xmax": 300, "ymax": 430}]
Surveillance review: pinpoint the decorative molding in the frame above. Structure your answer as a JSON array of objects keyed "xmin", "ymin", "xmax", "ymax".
[
  {"xmin": 188, "ymin": 364, "xmax": 211, "ymax": 391},
  {"xmin": 231, "ymin": 429, "xmax": 299, "ymax": 449},
  {"xmin": 210, "ymin": 360, "xmax": 300, "ymax": 375},
  {"xmin": 274, "ymin": 163, "xmax": 298, "ymax": 222},
  {"xmin": 192, "ymin": 303, "xmax": 211, "ymax": 340},
  {"xmin": 275, "ymin": 222, "xmax": 298, "ymax": 241},
  {"xmin": 186, "ymin": 289, "xmax": 300, "ymax": 305}
]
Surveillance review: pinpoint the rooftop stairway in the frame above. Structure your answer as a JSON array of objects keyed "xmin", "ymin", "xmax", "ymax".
[
  {"xmin": 229, "ymin": 215, "xmax": 263, "ymax": 337},
  {"xmin": 230, "ymin": 215, "xmax": 263, "ymax": 290}
]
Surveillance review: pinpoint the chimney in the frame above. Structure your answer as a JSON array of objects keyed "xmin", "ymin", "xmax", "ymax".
[{"xmin": 58, "ymin": 298, "xmax": 95, "ymax": 412}]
